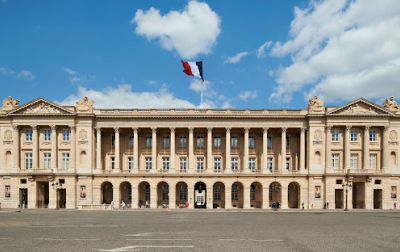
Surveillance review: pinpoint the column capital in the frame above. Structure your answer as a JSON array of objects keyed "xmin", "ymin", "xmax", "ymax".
[
  {"xmin": 207, "ymin": 127, "xmax": 213, "ymax": 133},
  {"xmin": 95, "ymin": 126, "xmax": 101, "ymax": 132},
  {"xmin": 132, "ymin": 127, "xmax": 138, "ymax": 132},
  {"xmin": 169, "ymin": 127, "xmax": 175, "ymax": 133},
  {"xmin": 50, "ymin": 125, "xmax": 57, "ymax": 131},
  {"xmin": 188, "ymin": 127, "xmax": 194, "ymax": 133},
  {"xmin": 325, "ymin": 125, "xmax": 332, "ymax": 132},
  {"xmin": 384, "ymin": 125, "xmax": 390, "ymax": 131},
  {"xmin": 345, "ymin": 125, "xmax": 352, "ymax": 131},
  {"xmin": 263, "ymin": 127, "xmax": 269, "ymax": 133},
  {"xmin": 69, "ymin": 125, "xmax": 76, "ymax": 132},
  {"xmin": 281, "ymin": 127, "xmax": 288, "ymax": 133},
  {"xmin": 12, "ymin": 124, "xmax": 19, "ymax": 131},
  {"xmin": 244, "ymin": 127, "xmax": 250, "ymax": 133},
  {"xmin": 300, "ymin": 127, "xmax": 307, "ymax": 133},
  {"xmin": 151, "ymin": 127, "xmax": 157, "ymax": 133},
  {"xmin": 114, "ymin": 127, "xmax": 120, "ymax": 133},
  {"xmin": 30, "ymin": 125, "xmax": 38, "ymax": 131},
  {"xmin": 364, "ymin": 125, "xmax": 371, "ymax": 131},
  {"xmin": 225, "ymin": 127, "xmax": 231, "ymax": 133}
]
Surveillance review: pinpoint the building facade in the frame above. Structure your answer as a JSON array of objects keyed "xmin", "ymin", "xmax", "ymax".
[{"xmin": 0, "ymin": 95, "xmax": 399, "ymax": 210}]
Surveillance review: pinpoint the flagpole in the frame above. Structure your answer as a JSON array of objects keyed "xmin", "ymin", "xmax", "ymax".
[{"xmin": 200, "ymin": 59, "xmax": 204, "ymax": 108}]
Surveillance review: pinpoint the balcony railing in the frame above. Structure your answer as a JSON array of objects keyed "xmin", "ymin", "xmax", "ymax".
[
  {"xmin": 250, "ymin": 169, "xmax": 261, "ymax": 174},
  {"xmin": 212, "ymin": 147, "xmax": 223, "ymax": 154}
]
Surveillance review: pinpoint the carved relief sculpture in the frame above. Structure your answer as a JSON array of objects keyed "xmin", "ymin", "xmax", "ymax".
[
  {"xmin": 4, "ymin": 130, "xmax": 12, "ymax": 140},
  {"xmin": 1, "ymin": 96, "xmax": 19, "ymax": 111},
  {"xmin": 23, "ymin": 102, "xmax": 62, "ymax": 114},
  {"xmin": 76, "ymin": 96, "xmax": 94, "ymax": 112},
  {"xmin": 383, "ymin": 96, "xmax": 400, "ymax": 112},
  {"xmin": 308, "ymin": 95, "xmax": 325, "ymax": 112},
  {"xmin": 314, "ymin": 129, "xmax": 322, "ymax": 140},
  {"xmin": 79, "ymin": 129, "xmax": 87, "ymax": 140},
  {"xmin": 340, "ymin": 104, "xmax": 377, "ymax": 114},
  {"xmin": 390, "ymin": 130, "xmax": 398, "ymax": 141}
]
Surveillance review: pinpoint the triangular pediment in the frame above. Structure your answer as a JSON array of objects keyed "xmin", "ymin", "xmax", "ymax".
[
  {"xmin": 326, "ymin": 98, "xmax": 393, "ymax": 116},
  {"xmin": 8, "ymin": 98, "xmax": 75, "ymax": 116}
]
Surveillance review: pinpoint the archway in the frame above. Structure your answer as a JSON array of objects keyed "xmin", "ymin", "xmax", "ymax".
[
  {"xmin": 157, "ymin": 182, "xmax": 169, "ymax": 208},
  {"xmin": 138, "ymin": 181, "xmax": 150, "ymax": 208},
  {"xmin": 250, "ymin": 182, "xmax": 263, "ymax": 208},
  {"xmin": 101, "ymin": 181, "xmax": 113, "ymax": 204},
  {"xmin": 269, "ymin": 182, "xmax": 282, "ymax": 208},
  {"xmin": 213, "ymin": 182, "xmax": 225, "ymax": 209},
  {"xmin": 288, "ymin": 182, "xmax": 300, "ymax": 208},
  {"xmin": 231, "ymin": 182, "xmax": 244, "ymax": 208},
  {"xmin": 120, "ymin": 181, "xmax": 132, "ymax": 205},
  {"xmin": 176, "ymin": 182, "xmax": 188, "ymax": 208},
  {"xmin": 194, "ymin": 182, "xmax": 206, "ymax": 208}
]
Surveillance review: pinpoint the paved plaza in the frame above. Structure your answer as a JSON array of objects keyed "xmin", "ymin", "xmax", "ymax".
[{"xmin": 0, "ymin": 209, "xmax": 399, "ymax": 251}]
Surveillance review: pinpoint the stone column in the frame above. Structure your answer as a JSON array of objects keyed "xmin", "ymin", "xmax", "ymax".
[
  {"xmin": 96, "ymin": 127, "xmax": 102, "ymax": 170},
  {"xmin": 345, "ymin": 125, "xmax": 352, "ymax": 169},
  {"xmin": 225, "ymin": 127, "xmax": 231, "ymax": 173},
  {"xmin": 262, "ymin": 185, "xmax": 269, "ymax": 209},
  {"xmin": 169, "ymin": 184, "xmax": 176, "ymax": 209},
  {"xmin": 151, "ymin": 127, "xmax": 157, "ymax": 173},
  {"xmin": 262, "ymin": 128, "xmax": 269, "ymax": 174},
  {"xmin": 170, "ymin": 127, "xmax": 175, "ymax": 173},
  {"xmin": 281, "ymin": 127, "xmax": 287, "ymax": 171},
  {"xmin": 188, "ymin": 127, "xmax": 194, "ymax": 173},
  {"xmin": 50, "ymin": 125, "xmax": 57, "ymax": 169},
  {"xmin": 12, "ymin": 125, "xmax": 19, "ymax": 169},
  {"xmin": 207, "ymin": 182, "xmax": 213, "ymax": 209},
  {"xmin": 382, "ymin": 125, "xmax": 389, "ymax": 169},
  {"xmin": 150, "ymin": 185, "xmax": 157, "ymax": 208},
  {"xmin": 131, "ymin": 184, "xmax": 138, "ymax": 209},
  {"xmin": 243, "ymin": 185, "xmax": 251, "ymax": 209},
  {"xmin": 244, "ymin": 127, "xmax": 250, "ymax": 173},
  {"xmin": 225, "ymin": 185, "xmax": 232, "ymax": 209},
  {"xmin": 133, "ymin": 127, "xmax": 138, "ymax": 172},
  {"xmin": 281, "ymin": 184, "xmax": 288, "ymax": 209},
  {"xmin": 363, "ymin": 125, "xmax": 370, "ymax": 169},
  {"xmin": 300, "ymin": 127, "xmax": 306, "ymax": 170},
  {"xmin": 188, "ymin": 185, "xmax": 194, "ymax": 209},
  {"xmin": 114, "ymin": 127, "xmax": 120, "ymax": 171},
  {"xmin": 207, "ymin": 127, "xmax": 213, "ymax": 173},
  {"xmin": 325, "ymin": 125, "xmax": 332, "ymax": 170},
  {"xmin": 31, "ymin": 125, "xmax": 38, "ymax": 169},
  {"xmin": 70, "ymin": 125, "xmax": 76, "ymax": 169}
]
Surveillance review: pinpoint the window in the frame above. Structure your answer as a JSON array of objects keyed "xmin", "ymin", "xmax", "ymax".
[
  {"xmin": 369, "ymin": 130, "xmax": 376, "ymax": 142},
  {"xmin": 286, "ymin": 157, "xmax": 290, "ymax": 170},
  {"xmin": 351, "ymin": 130, "xmax": 358, "ymax": 142},
  {"xmin": 197, "ymin": 157, "xmax": 204, "ymax": 171},
  {"xmin": 62, "ymin": 130, "xmax": 70, "ymax": 141},
  {"xmin": 350, "ymin": 154, "xmax": 357, "ymax": 169},
  {"xmin": 110, "ymin": 157, "xmax": 115, "ymax": 169},
  {"xmin": 336, "ymin": 179, "xmax": 343, "ymax": 185},
  {"xmin": 111, "ymin": 135, "xmax": 115, "ymax": 147},
  {"xmin": 197, "ymin": 136, "xmax": 204, "ymax": 147},
  {"xmin": 249, "ymin": 136, "xmax": 255, "ymax": 147},
  {"xmin": 375, "ymin": 180, "xmax": 381, "ymax": 185},
  {"xmin": 179, "ymin": 185, "xmax": 187, "ymax": 200},
  {"xmin": 332, "ymin": 130, "xmax": 339, "ymax": 142},
  {"xmin": 163, "ymin": 136, "xmax": 169, "ymax": 147},
  {"xmin": 180, "ymin": 157, "xmax": 187, "ymax": 171},
  {"xmin": 286, "ymin": 136, "xmax": 290, "ymax": 147},
  {"xmin": 129, "ymin": 136, "xmax": 134, "ymax": 147},
  {"xmin": 231, "ymin": 136, "xmax": 238, "ymax": 147},
  {"xmin": 26, "ymin": 130, "xmax": 33, "ymax": 141},
  {"xmin": 59, "ymin": 179, "xmax": 65, "ymax": 184},
  {"xmin": 180, "ymin": 136, "xmax": 187, "ymax": 147},
  {"xmin": 231, "ymin": 157, "xmax": 239, "ymax": 171},
  {"xmin": 269, "ymin": 185, "xmax": 273, "ymax": 201},
  {"xmin": 332, "ymin": 154, "xmax": 339, "ymax": 170},
  {"xmin": 370, "ymin": 154, "xmax": 377, "ymax": 170},
  {"xmin": 20, "ymin": 179, "xmax": 27, "ymax": 184},
  {"xmin": 25, "ymin": 153, "xmax": 32, "ymax": 169},
  {"xmin": 44, "ymin": 129, "xmax": 51, "ymax": 141},
  {"xmin": 214, "ymin": 157, "xmax": 221, "ymax": 171},
  {"xmin": 145, "ymin": 157, "xmax": 152, "ymax": 171},
  {"xmin": 250, "ymin": 185, "xmax": 256, "ymax": 201},
  {"xmin": 249, "ymin": 158, "xmax": 256, "ymax": 171},
  {"xmin": 162, "ymin": 157, "xmax": 169, "ymax": 170},
  {"xmin": 214, "ymin": 185, "xmax": 221, "ymax": 201},
  {"xmin": 267, "ymin": 136, "xmax": 272, "ymax": 147},
  {"xmin": 214, "ymin": 136, "xmax": 221, "ymax": 147},
  {"xmin": 62, "ymin": 153, "xmax": 70, "ymax": 169},
  {"xmin": 231, "ymin": 184, "xmax": 239, "ymax": 201},
  {"xmin": 43, "ymin": 153, "xmax": 51, "ymax": 169},
  {"xmin": 162, "ymin": 184, "xmax": 169, "ymax": 200},
  {"xmin": 128, "ymin": 157, "xmax": 134, "ymax": 170},
  {"xmin": 267, "ymin": 157, "xmax": 273, "ymax": 171},
  {"xmin": 146, "ymin": 136, "xmax": 152, "ymax": 147},
  {"xmin": 145, "ymin": 185, "xmax": 150, "ymax": 201}
]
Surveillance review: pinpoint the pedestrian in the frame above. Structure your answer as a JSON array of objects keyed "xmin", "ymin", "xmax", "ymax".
[
  {"xmin": 185, "ymin": 201, "xmax": 189, "ymax": 209},
  {"xmin": 394, "ymin": 203, "xmax": 397, "ymax": 210},
  {"xmin": 18, "ymin": 200, "xmax": 20, "ymax": 209},
  {"xmin": 327, "ymin": 202, "xmax": 329, "ymax": 209},
  {"xmin": 138, "ymin": 200, "xmax": 141, "ymax": 208},
  {"xmin": 272, "ymin": 201, "xmax": 276, "ymax": 210},
  {"xmin": 121, "ymin": 200, "xmax": 125, "ymax": 210},
  {"xmin": 302, "ymin": 202, "xmax": 304, "ymax": 210},
  {"xmin": 277, "ymin": 201, "xmax": 281, "ymax": 209},
  {"xmin": 110, "ymin": 200, "xmax": 114, "ymax": 210},
  {"xmin": 146, "ymin": 200, "xmax": 149, "ymax": 208}
]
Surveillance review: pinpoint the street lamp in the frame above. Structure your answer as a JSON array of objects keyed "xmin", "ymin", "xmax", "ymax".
[
  {"xmin": 342, "ymin": 182, "xmax": 352, "ymax": 211},
  {"xmin": 51, "ymin": 182, "xmax": 63, "ymax": 210},
  {"xmin": 274, "ymin": 183, "xmax": 282, "ymax": 211}
]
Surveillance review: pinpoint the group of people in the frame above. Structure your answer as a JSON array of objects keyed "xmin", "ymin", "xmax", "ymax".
[
  {"xmin": 272, "ymin": 201, "xmax": 281, "ymax": 210},
  {"xmin": 137, "ymin": 200, "xmax": 150, "ymax": 208},
  {"xmin": 110, "ymin": 200, "xmax": 127, "ymax": 210}
]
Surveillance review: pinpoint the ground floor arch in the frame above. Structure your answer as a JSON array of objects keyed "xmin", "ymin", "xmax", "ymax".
[
  {"xmin": 213, "ymin": 182, "xmax": 225, "ymax": 209},
  {"xmin": 157, "ymin": 181, "xmax": 169, "ymax": 207},
  {"xmin": 176, "ymin": 182, "xmax": 188, "ymax": 208},
  {"xmin": 269, "ymin": 182, "xmax": 282, "ymax": 208},
  {"xmin": 194, "ymin": 182, "xmax": 207, "ymax": 208},
  {"xmin": 250, "ymin": 182, "xmax": 263, "ymax": 208},
  {"xmin": 138, "ymin": 181, "xmax": 150, "ymax": 208},
  {"xmin": 120, "ymin": 181, "xmax": 132, "ymax": 206},
  {"xmin": 231, "ymin": 182, "xmax": 244, "ymax": 208},
  {"xmin": 101, "ymin": 181, "xmax": 113, "ymax": 204},
  {"xmin": 288, "ymin": 182, "xmax": 300, "ymax": 208}
]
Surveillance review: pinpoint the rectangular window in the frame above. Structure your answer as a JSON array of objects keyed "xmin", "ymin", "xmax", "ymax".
[
  {"xmin": 80, "ymin": 185, "xmax": 86, "ymax": 199},
  {"xmin": 286, "ymin": 136, "xmax": 290, "ymax": 147},
  {"xmin": 231, "ymin": 157, "xmax": 239, "ymax": 171},
  {"xmin": 162, "ymin": 157, "xmax": 169, "ymax": 170},
  {"xmin": 214, "ymin": 136, "xmax": 221, "ymax": 147},
  {"xmin": 44, "ymin": 129, "xmax": 51, "ymax": 141},
  {"xmin": 5, "ymin": 185, "xmax": 10, "ymax": 198},
  {"xmin": 26, "ymin": 130, "xmax": 33, "ymax": 141},
  {"xmin": 197, "ymin": 157, "xmax": 204, "ymax": 171},
  {"xmin": 369, "ymin": 130, "xmax": 376, "ymax": 142},
  {"xmin": 145, "ymin": 186, "xmax": 150, "ymax": 201},
  {"xmin": 129, "ymin": 136, "xmax": 134, "ymax": 147},
  {"xmin": 351, "ymin": 130, "xmax": 358, "ymax": 142},
  {"xmin": 214, "ymin": 185, "xmax": 221, "ymax": 201},
  {"xmin": 332, "ymin": 130, "xmax": 339, "ymax": 142},
  {"xmin": 350, "ymin": 154, "xmax": 357, "ymax": 169},
  {"xmin": 370, "ymin": 154, "xmax": 377, "ymax": 170},
  {"xmin": 25, "ymin": 153, "xmax": 32, "ymax": 169},
  {"xmin": 180, "ymin": 157, "xmax": 187, "ymax": 171},
  {"xmin": 111, "ymin": 135, "xmax": 115, "ymax": 147},
  {"xmin": 269, "ymin": 185, "xmax": 273, "ymax": 201},
  {"xmin": 286, "ymin": 157, "xmax": 290, "ymax": 170},
  {"xmin": 62, "ymin": 130, "xmax": 70, "ymax": 141},
  {"xmin": 231, "ymin": 136, "xmax": 238, "ymax": 147},
  {"xmin": 111, "ymin": 157, "xmax": 115, "ymax": 169},
  {"xmin": 231, "ymin": 184, "xmax": 239, "ymax": 201},
  {"xmin": 62, "ymin": 153, "xmax": 70, "ymax": 169},
  {"xmin": 179, "ymin": 185, "xmax": 187, "ymax": 200},
  {"xmin": 250, "ymin": 186, "xmax": 256, "ymax": 201},
  {"xmin": 180, "ymin": 136, "xmax": 187, "ymax": 147},
  {"xmin": 162, "ymin": 185, "xmax": 169, "ymax": 200},
  {"xmin": 197, "ymin": 136, "xmax": 204, "ymax": 147},
  {"xmin": 128, "ymin": 157, "xmax": 134, "ymax": 170},
  {"xmin": 249, "ymin": 136, "xmax": 255, "ymax": 147},
  {"xmin": 145, "ymin": 157, "xmax": 152, "ymax": 171},
  {"xmin": 267, "ymin": 136, "xmax": 272, "ymax": 147},
  {"xmin": 43, "ymin": 153, "xmax": 51, "ymax": 169},
  {"xmin": 146, "ymin": 136, "xmax": 152, "ymax": 147},
  {"xmin": 249, "ymin": 157, "xmax": 256, "ymax": 171},
  {"xmin": 332, "ymin": 154, "xmax": 339, "ymax": 170},
  {"xmin": 163, "ymin": 136, "xmax": 169, "ymax": 147},
  {"xmin": 391, "ymin": 186, "xmax": 397, "ymax": 199},
  {"xmin": 214, "ymin": 157, "xmax": 221, "ymax": 171},
  {"xmin": 267, "ymin": 157, "xmax": 273, "ymax": 171}
]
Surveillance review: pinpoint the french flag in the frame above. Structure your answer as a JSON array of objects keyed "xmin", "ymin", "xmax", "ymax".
[{"xmin": 181, "ymin": 60, "xmax": 203, "ymax": 80}]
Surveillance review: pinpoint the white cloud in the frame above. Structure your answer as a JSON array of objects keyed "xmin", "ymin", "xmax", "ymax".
[
  {"xmin": 239, "ymin": 90, "xmax": 257, "ymax": 101},
  {"xmin": 56, "ymin": 85, "xmax": 195, "ymax": 109},
  {"xmin": 269, "ymin": 0, "xmax": 400, "ymax": 104},
  {"xmin": 148, "ymin": 80, "xmax": 157, "ymax": 85},
  {"xmin": 16, "ymin": 70, "xmax": 35, "ymax": 80},
  {"xmin": 224, "ymin": 52, "xmax": 249, "ymax": 64},
  {"xmin": 256, "ymin": 41, "xmax": 272, "ymax": 58},
  {"xmin": 189, "ymin": 79, "xmax": 218, "ymax": 98},
  {"xmin": 132, "ymin": 0, "xmax": 221, "ymax": 59},
  {"xmin": 69, "ymin": 77, "xmax": 80, "ymax": 84},
  {"xmin": 0, "ymin": 67, "xmax": 15, "ymax": 75},
  {"xmin": 63, "ymin": 67, "xmax": 77, "ymax": 75}
]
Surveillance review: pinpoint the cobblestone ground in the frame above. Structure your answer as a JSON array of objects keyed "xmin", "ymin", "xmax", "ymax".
[{"xmin": 0, "ymin": 209, "xmax": 399, "ymax": 251}]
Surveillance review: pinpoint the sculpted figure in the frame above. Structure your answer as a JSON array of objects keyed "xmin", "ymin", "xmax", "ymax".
[
  {"xmin": 1, "ymin": 96, "xmax": 19, "ymax": 111},
  {"xmin": 383, "ymin": 96, "xmax": 400, "ymax": 111},
  {"xmin": 308, "ymin": 95, "xmax": 325, "ymax": 112},
  {"xmin": 76, "ymin": 96, "xmax": 94, "ymax": 112}
]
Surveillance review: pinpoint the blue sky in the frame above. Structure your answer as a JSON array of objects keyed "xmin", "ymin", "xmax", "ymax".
[{"xmin": 1, "ymin": 0, "xmax": 400, "ymax": 109}]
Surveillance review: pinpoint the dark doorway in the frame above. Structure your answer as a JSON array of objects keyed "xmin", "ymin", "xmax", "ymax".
[
  {"xmin": 352, "ymin": 182, "xmax": 365, "ymax": 209},
  {"xmin": 19, "ymin": 189, "xmax": 28, "ymax": 209},
  {"xmin": 194, "ymin": 182, "xmax": 206, "ymax": 208},
  {"xmin": 335, "ymin": 189, "xmax": 344, "ymax": 209},
  {"xmin": 37, "ymin": 182, "xmax": 49, "ymax": 208},
  {"xmin": 373, "ymin": 189, "xmax": 382, "ymax": 209},
  {"xmin": 59, "ymin": 189, "xmax": 66, "ymax": 209}
]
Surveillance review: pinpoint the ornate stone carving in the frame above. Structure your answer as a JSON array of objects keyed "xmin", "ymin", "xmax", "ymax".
[
  {"xmin": 308, "ymin": 95, "xmax": 325, "ymax": 113},
  {"xmin": 281, "ymin": 127, "xmax": 287, "ymax": 133},
  {"xmin": 79, "ymin": 129, "xmax": 87, "ymax": 140},
  {"xmin": 346, "ymin": 125, "xmax": 352, "ymax": 131},
  {"xmin": 95, "ymin": 127, "xmax": 101, "ymax": 132},
  {"xmin": 76, "ymin": 96, "xmax": 94, "ymax": 113},
  {"xmin": 225, "ymin": 127, "xmax": 231, "ymax": 133},
  {"xmin": 50, "ymin": 125, "xmax": 57, "ymax": 131},
  {"xmin": 263, "ymin": 127, "xmax": 269, "ymax": 133},
  {"xmin": 364, "ymin": 125, "xmax": 371, "ymax": 131},
  {"xmin": 23, "ymin": 102, "xmax": 62, "ymax": 114},
  {"xmin": 339, "ymin": 104, "xmax": 377, "ymax": 114},
  {"xmin": 314, "ymin": 129, "xmax": 322, "ymax": 140},
  {"xmin": 69, "ymin": 125, "xmax": 76, "ymax": 132},
  {"xmin": 325, "ymin": 125, "xmax": 332, "ymax": 132},
  {"xmin": 151, "ymin": 127, "xmax": 157, "ymax": 133},
  {"xmin": 12, "ymin": 125, "xmax": 19, "ymax": 131},
  {"xmin": 114, "ymin": 127, "xmax": 120, "ymax": 133},
  {"xmin": 4, "ymin": 130, "xmax": 12, "ymax": 140},
  {"xmin": 1, "ymin": 96, "xmax": 19, "ymax": 111},
  {"xmin": 207, "ymin": 127, "xmax": 212, "ymax": 133},
  {"xmin": 383, "ymin": 96, "xmax": 400, "ymax": 111},
  {"xmin": 301, "ymin": 127, "xmax": 307, "ymax": 133},
  {"xmin": 188, "ymin": 127, "xmax": 194, "ymax": 133},
  {"xmin": 384, "ymin": 125, "xmax": 389, "ymax": 131},
  {"xmin": 390, "ymin": 130, "xmax": 398, "ymax": 140},
  {"xmin": 132, "ymin": 127, "xmax": 138, "ymax": 133},
  {"xmin": 244, "ymin": 127, "xmax": 250, "ymax": 133},
  {"xmin": 30, "ymin": 125, "xmax": 38, "ymax": 131}
]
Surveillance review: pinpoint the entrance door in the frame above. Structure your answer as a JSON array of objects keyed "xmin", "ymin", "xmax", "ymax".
[
  {"xmin": 59, "ymin": 189, "xmax": 66, "ymax": 209},
  {"xmin": 19, "ymin": 189, "xmax": 28, "ymax": 209},
  {"xmin": 37, "ymin": 182, "xmax": 49, "ymax": 208},
  {"xmin": 373, "ymin": 189, "xmax": 382, "ymax": 209},
  {"xmin": 352, "ymin": 182, "xmax": 365, "ymax": 209},
  {"xmin": 194, "ymin": 182, "xmax": 206, "ymax": 209},
  {"xmin": 335, "ymin": 189, "xmax": 344, "ymax": 209}
]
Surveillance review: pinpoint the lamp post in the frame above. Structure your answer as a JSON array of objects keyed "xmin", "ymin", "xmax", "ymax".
[
  {"xmin": 51, "ymin": 182, "xmax": 63, "ymax": 210},
  {"xmin": 342, "ymin": 182, "xmax": 352, "ymax": 211},
  {"xmin": 274, "ymin": 183, "xmax": 281, "ymax": 211}
]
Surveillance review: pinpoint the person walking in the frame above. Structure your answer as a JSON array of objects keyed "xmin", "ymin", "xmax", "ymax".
[
  {"xmin": 138, "ymin": 200, "xmax": 141, "ymax": 209},
  {"xmin": 121, "ymin": 200, "xmax": 125, "ymax": 210},
  {"xmin": 145, "ymin": 200, "xmax": 149, "ymax": 208},
  {"xmin": 110, "ymin": 200, "xmax": 114, "ymax": 210}
]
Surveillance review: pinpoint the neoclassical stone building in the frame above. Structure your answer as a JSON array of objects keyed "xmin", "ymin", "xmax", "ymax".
[{"xmin": 0, "ymin": 95, "xmax": 399, "ymax": 210}]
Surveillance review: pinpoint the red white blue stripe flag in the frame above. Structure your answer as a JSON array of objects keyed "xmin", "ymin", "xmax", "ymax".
[{"xmin": 181, "ymin": 60, "xmax": 203, "ymax": 80}]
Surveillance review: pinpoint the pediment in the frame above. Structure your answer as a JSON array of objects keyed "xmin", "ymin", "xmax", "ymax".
[
  {"xmin": 8, "ymin": 98, "xmax": 75, "ymax": 116},
  {"xmin": 326, "ymin": 98, "xmax": 393, "ymax": 116}
]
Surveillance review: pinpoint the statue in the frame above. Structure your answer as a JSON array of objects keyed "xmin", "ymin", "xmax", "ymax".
[
  {"xmin": 76, "ymin": 96, "xmax": 94, "ymax": 112},
  {"xmin": 1, "ymin": 96, "xmax": 19, "ymax": 111},
  {"xmin": 308, "ymin": 95, "xmax": 325, "ymax": 112},
  {"xmin": 383, "ymin": 96, "xmax": 400, "ymax": 111}
]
